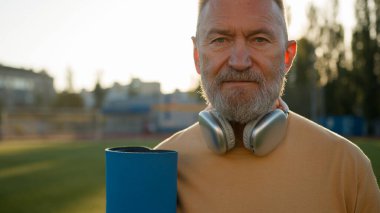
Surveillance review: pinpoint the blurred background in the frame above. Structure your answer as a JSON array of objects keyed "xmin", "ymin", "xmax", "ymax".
[
  {"xmin": 0, "ymin": 0, "xmax": 379, "ymax": 212},
  {"xmin": 0, "ymin": 0, "xmax": 380, "ymax": 139},
  {"xmin": 0, "ymin": 0, "xmax": 379, "ymax": 139}
]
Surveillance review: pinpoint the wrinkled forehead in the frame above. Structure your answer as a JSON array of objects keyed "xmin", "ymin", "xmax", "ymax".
[{"xmin": 197, "ymin": 0, "xmax": 288, "ymax": 41}]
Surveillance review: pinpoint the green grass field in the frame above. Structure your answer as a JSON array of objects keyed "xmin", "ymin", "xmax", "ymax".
[
  {"xmin": 0, "ymin": 137, "xmax": 379, "ymax": 213},
  {"xmin": 0, "ymin": 138, "xmax": 161, "ymax": 213}
]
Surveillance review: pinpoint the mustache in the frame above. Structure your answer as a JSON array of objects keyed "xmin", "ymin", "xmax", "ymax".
[{"xmin": 215, "ymin": 68, "xmax": 265, "ymax": 84}]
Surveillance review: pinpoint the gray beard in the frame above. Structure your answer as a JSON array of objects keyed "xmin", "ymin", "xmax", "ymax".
[{"xmin": 200, "ymin": 67, "xmax": 286, "ymax": 124}]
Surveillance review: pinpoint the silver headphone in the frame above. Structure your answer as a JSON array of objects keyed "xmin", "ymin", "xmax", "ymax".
[{"xmin": 198, "ymin": 102, "xmax": 289, "ymax": 156}]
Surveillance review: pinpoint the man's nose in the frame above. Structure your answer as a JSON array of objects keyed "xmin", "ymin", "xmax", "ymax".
[{"xmin": 228, "ymin": 41, "xmax": 252, "ymax": 71}]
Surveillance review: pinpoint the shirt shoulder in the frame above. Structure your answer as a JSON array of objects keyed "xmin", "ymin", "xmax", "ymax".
[
  {"xmin": 154, "ymin": 123, "xmax": 205, "ymax": 152},
  {"xmin": 288, "ymin": 111, "xmax": 369, "ymax": 161}
]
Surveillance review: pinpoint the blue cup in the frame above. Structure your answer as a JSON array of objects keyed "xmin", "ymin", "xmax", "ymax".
[{"xmin": 105, "ymin": 147, "xmax": 178, "ymax": 213}]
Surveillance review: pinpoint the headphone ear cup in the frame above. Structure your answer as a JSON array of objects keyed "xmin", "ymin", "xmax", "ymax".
[
  {"xmin": 243, "ymin": 109, "xmax": 288, "ymax": 156},
  {"xmin": 198, "ymin": 110, "xmax": 235, "ymax": 154},
  {"xmin": 242, "ymin": 118, "xmax": 260, "ymax": 152},
  {"xmin": 209, "ymin": 110, "xmax": 235, "ymax": 151}
]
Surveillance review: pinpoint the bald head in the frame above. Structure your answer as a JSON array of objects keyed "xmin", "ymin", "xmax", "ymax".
[{"xmin": 197, "ymin": 0, "xmax": 286, "ymax": 14}]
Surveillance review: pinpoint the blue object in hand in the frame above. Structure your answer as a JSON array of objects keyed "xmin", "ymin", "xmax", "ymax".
[{"xmin": 105, "ymin": 147, "xmax": 178, "ymax": 213}]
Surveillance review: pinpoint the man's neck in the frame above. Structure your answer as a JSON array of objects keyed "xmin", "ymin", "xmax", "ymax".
[{"xmin": 230, "ymin": 122, "xmax": 245, "ymax": 148}]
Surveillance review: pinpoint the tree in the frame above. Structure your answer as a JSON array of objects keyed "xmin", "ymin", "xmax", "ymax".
[
  {"xmin": 53, "ymin": 92, "xmax": 84, "ymax": 108},
  {"xmin": 324, "ymin": 68, "xmax": 359, "ymax": 115},
  {"xmin": 319, "ymin": 0, "xmax": 358, "ymax": 116},
  {"xmin": 312, "ymin": 1, "xmax": 346, "ymax": 85},
  {"xmin": 351, "ymin": 0, "xmax": 380, "ymax": 134},
  {"xmin": 305, "ymin": 2, "xmax": 349, "ymax": 117},
  {"xmin": 93, "ymin": 71, "xmax": 105, "ymax": 109},
  {"xmin": 66, "ymin": 67, "xmax": 74, "ymax": 93},
  {"xmin": 283, "ymin": 38, "xmax": 317, "ymax": 119}
]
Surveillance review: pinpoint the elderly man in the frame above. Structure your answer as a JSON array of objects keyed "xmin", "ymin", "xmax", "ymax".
[{"xmin": 155, "ymin": 0, "xmax": 380, "ymax": 212}]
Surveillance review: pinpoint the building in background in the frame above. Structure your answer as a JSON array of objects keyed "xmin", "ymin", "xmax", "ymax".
[
  {"xmin": 0, "ymin": 64, "xmax": 55, "ymax": 109},
  {"xmin": 102, "ymin": 79, "xmax": 205, "ymax": 135},
  {"xmin": 155, "ymin": 90, "xmax": 205, "ymax": 133}
]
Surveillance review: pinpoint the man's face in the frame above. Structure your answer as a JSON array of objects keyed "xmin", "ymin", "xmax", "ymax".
[{"xmin": 193, "ymin": 0, "xmax": 296, "ymax": 123}]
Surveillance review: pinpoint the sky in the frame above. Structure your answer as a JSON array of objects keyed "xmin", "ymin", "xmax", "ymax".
[{"xmin": 0, "ymin": 0, "xmax": 355, "ymax": 93}]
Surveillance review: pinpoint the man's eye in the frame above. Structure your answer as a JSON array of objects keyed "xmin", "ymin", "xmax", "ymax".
[
  {"xmin": 211, "ymin": 37, "xmax": 226, "ymax": 44},
  {"xmin": 254, "ymin": 37, "xmax": 268, "ymax": 43}
]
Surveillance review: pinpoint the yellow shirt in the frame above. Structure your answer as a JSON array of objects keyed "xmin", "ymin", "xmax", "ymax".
[{"xmin": 155, "ymin": 112, "xmax": 380, "ymax": 213}]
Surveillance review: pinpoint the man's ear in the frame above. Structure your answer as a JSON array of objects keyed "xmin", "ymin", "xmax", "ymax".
[
  {"xmin": 284, "ymin": 40, "xmax": 297, "ymax": 73},
  {"xmin": 192, "ymin": 36, "xmax": 201, "ymax": 74}
]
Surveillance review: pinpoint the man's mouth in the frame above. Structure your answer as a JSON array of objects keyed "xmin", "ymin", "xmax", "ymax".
[
  {"xmin": 224, "ymin": 80, "xmax": 255, "ymax": 83},
  {"xmin": 222, "ymin": 79, "xmax": 259, "ymax": 84},
  {"xmin": 222, "ymin": 80, "xmax": 259, "ymax": 88}
]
